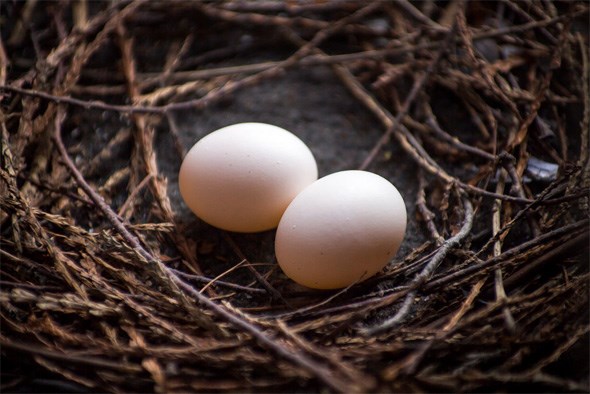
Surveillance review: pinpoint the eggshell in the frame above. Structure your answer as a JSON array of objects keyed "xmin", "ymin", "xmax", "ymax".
[
  {"xmin": 179, "ymin": 123, "xmax": 318, "ymax": 232},
  {"xmin": 275, "ymin": 170, "xmax": 406, "ymax": 289}
]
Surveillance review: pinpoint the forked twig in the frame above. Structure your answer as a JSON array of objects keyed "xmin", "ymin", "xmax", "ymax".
[{"xmin": 363, "ymin": 196, "xmax": 474, "ymax": 335}]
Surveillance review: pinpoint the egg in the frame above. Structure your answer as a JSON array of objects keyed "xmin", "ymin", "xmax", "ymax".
[
  {"xmin": 179, "ymin": 122, "xmax": 318, "ymax": 232},
  {"xmin": 275, "ymin": 170, "xmax": 406, "ymax": 289}
]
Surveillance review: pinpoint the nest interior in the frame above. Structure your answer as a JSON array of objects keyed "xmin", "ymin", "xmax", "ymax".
[{"xmin": 1, "ymin": 1, "xmax": 589, "ymax": 392}]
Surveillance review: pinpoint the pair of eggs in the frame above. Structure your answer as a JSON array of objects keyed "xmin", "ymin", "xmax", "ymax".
[{"xmin": 179, "ymin": 123, "xmax": 407, "ymax": 289}]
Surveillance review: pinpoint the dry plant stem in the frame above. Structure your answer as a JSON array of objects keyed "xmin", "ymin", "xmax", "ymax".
[
  {"xmin": 197, "ymin": 1, "xmax": 379, "ymax": 36},
  {"xmin": 131, "ymin": 5, "xmax": 586, "ymax": 84},
  {"xmin": 578, "ymin": 33, "xmax": 590, "ymax": 166},
  {"xmin": 273, "ymin": 278, "xmax": 362, "ymax": 319},
  {"xmin": 393, "ymin": 0, "xmax": 444, "ymax": 29},
  {"xmin": 0, "ymin": 36, "xmax": 7, "ymax": 87},
  {"xmin": 117, "ymin": 173, "xmax": 153, "ymax": 217},
  {"xmin": 222, "ymin": 233, "xmax": 288, "ymax": 304},
  {"xmin": 159, "ymin": 34, "xmax": 193, "ymax": 86},
  {"xmin": 504, "ymin": 0, "xmax": 558, "ymax": 44},
  {"xmin": 425, "ymin": 218, "xmax": 589, "ymax": 290},
  {"xmin": 382, "ymin": 276, "xmax": 487, "ymax": 380},
  {"xmin": 275, "ymin": 319, "xmax": 377, "ymax": 390},
  {"xmin": 364, "ymin": 197, "xmax": 474, "ymax": 335},
  {"xmin": 422, "ymin": 102, "xmax": 495, "ymax": 161},
  {"xmin": 492, "ymin": 169, "xmax": 516, "ymax": 332},
  {"xmin": 164, "ymin": 111, "xmax": 186, "ymax": 158},
  {"xmin": 198, "ymin": 259, "xmax": 247, "ymax": 294},
  {"xmin": 502, "ymin": 230, "xmax": 588, "ymax": 291},
  {"xmin": 282, "ymin": 23, "xmax": 532, "ymax": 204},
  {"xmin": 72, "ymin": 0, "xmax": 88, "ymax": 29},
  {"xmin": 416, "ymin": 171, "xmax": 443, "ymax": 244},
  {"xmin": 574, "ymin": 32, "xmax": 590, "ymax": 213},
  {"xmin": 474, "ymin": 177, "xmax": 566, "ymax": 259},
  {"xmin": 169, "ymin": 268, "xmax": 266, "ymax": 295},
  {"xmin": 406, "ymin": 275, "xmax": 589, "ymax": 384},
  {"xmin": 151, "ymin": 1, "xmax": 383, "ymax": 114},
  {"xmin": 7, "ymin": 0, "xmax": 38, "ymax": 46}
]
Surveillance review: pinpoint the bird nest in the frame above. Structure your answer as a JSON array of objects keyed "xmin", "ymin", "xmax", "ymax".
[{"xmin": 1, "ymin": 1, "xmax": 589, "ymax": 392}]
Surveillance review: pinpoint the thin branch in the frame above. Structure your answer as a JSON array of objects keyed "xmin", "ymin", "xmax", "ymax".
[
  {"xmin": 117, "ymin": 173, "xmax": 153, "ymax": 217},
  {"xmin": 363, "ymin": 197, "xmax": 474, "ymax": 335},
  {"xmin": 222, "ymin": 233, "xmax": 289, "ymax": 305},
  {"xmin": 416, "ymin": 170, "xmax": 443, "ymax": 245},
  {"xmin": 168, "ymin": 267, "xmax": 266, "ymax": 295},
  {"xmin": 425, "ymin": 219, "xmax": 589, "ymax": 290},
  {"xmin": 492, "ymin": 169, "xmax": 516, "ymax": 332}
]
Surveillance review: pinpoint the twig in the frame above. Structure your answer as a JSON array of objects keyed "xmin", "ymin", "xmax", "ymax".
[
  {"xmin": 381, "ymin": 275, "xmax": 487, "ymax": 380},
  {"xmin": 503, "ymin": 0, "xmax": 558, "ymax": 44},
  {"xmin": 474, "ymin": 176, "xmax": 566, "ymax": 259},
  {"xmin": 577, "ymin": 33, "xmax": 589, "ymax": 166},
  {"xmin": 392, "ymin": 0, "xmax": 445, "ymax": 29},
  {"xmin": 164, "ymin": 111, "xmax": 186, "ymax": 159},
  {"xmin": 222, "ymin": 233, "xmax": 288, "ymax": 304},
  {"xmin": 196, "ymin": 1, "xmax": 378, "ymax": 36},
  {"xmin": 0, "ymin": 35, "xmax": 7, "ymax": 87},
  {"xmin": 271, "ymin": 278, "xmax": 363, "ymax": 320},
  {"xmin": 117, "ymin": 173, "xmax": 153, "ymax": 217},
  {"xmin": 7, "ymin": 0, "xmax": 38, "ymax": 46},
  {"xmin": 416, "ymin": 171, "xmax": 443, "ymax": 245},
  {"xmin": 281, "ymin": 21, "xmax": 531, "ymax": 205},
  {"xmin": 198, "ymin": 259, "xmax": 247, "ymax": 294},
  {"xmin": 72, "ymin": 0, "xmax": 88, "ymax": 29},
  {"xmin": 363, "ymin": 197, "xmax": 474, "ymax": 335},
  {"xmin": 425, "ymin": 218, "xmax": 589, "ymax": 290},
  {"xmin": 502, "ymin": 231, "xmax": 589, "ymax": 291},
  {"xmin": 168, "ymin": 268, "xmax": 266, "ymax": 295},
  {"xmin": 492, "ymin": 169, "xmax": 516, "ymax": 332},
  {"xmin": 422, "ymin": 101, "xmax": 495, "ymax": 161},
  {"xmin": 159, "ymin": 33, "xmax": 193, "ymax": 86}
]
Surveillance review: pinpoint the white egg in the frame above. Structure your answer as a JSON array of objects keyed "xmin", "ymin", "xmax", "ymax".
[
  {"xmin": 179, "ymin": 123, "xmax": 318, "ymax": 233},
  {"xmin": 275, "ymin": 170, "xmax": 407, "ymax": 289}
]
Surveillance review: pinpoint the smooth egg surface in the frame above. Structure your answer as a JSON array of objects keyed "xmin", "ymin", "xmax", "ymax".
[
  {"xmin": 179, "ymin": 123, "xmax": 318, "ymax": 232},
  {"xmin": 275, "ymin": 170, "xmax": 407, "ymax": 289}
]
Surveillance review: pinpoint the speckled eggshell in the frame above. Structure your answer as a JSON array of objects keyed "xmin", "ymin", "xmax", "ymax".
[
  {"xmin": 275, "ymin": 170, "xmax": 407, "ymax": 289},
  {"xmin": 179, "ymin": 123, "xmax": 318, "ymax": 233}
]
